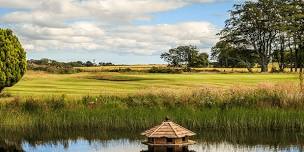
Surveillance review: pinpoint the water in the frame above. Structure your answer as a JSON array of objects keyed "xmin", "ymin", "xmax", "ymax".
[
  {"xmin": 21, "ymin": 139, "xmax": 302, "ymax": 152},
  {"xmin": 1, "ymin": 129, "xmax": 303, "ymax": 152}
]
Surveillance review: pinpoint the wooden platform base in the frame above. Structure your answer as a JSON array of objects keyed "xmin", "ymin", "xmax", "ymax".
[{"xmin": 142, "ymin": 140, "xmax": 196, "ymax": 146}]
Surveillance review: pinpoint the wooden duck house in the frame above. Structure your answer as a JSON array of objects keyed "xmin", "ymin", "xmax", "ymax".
[{"xmin": 141, "ymin": 118, "xmax": 196, "ymax": 146}]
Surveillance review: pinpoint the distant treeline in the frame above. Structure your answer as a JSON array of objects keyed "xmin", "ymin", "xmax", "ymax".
[
  {"xmin": 27, "ymin": 58, "xmax": 114, "ymax": 74},
  {"xmin": 28, "ymin": 58, "xmax": 114, "ymax": 67}
]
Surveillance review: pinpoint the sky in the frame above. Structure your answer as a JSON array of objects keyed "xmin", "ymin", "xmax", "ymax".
[{"xmin": 0, "ymin": 0, "xmax": 245, "ymax": 64}]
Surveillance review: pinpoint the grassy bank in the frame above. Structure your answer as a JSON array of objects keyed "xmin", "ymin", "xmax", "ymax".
[{"xmin": 1, "ymin": 84, "xmax": 304, "ymax": 131}]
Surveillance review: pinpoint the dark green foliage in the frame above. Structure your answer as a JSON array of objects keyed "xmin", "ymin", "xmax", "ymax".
[
  {"xmin": 148, "ymin": 67, "xmax": 182, "ymax": 73},
  {"xmin": 216, "ymin": 0, "xmax": 304, "ymax": 72},
  {"xmin": 28, "ymin": 65, "xmax": 82, "ymax": 74},
  {"xmin": 109, "ymin": 68, "xmax": 132, "ymax": 72},
  {"xmin": 27, "ymin": 58, "xmax": 83, "ymax": 74},
  {"xmin": 211, "ymin": 40, "xmax": 257, "ymax": 72},
  {"xmin": 161, "ymin": 45, "xmax": 209, "ymax": 68},
  {"xmin": 98, "ymin": 62, "xmax": 114, "ymax": 66},
  {"xmin": 0, "ymin": 29, "xmax": 26, "ymax": 92},
  {"xmin": 22, "ymin": 98, "xmax": 41, "ymax": 112},
  {"xmin": 85, "ymin": 61, "xmax": 95, "ymax": 67},
  {"xmin": 27, "ymin": 59, "xmax": 115, "ymax": 74},
  {"xmin": 46, "ymin": 95, "xmax": 66, "ymax": 111}
]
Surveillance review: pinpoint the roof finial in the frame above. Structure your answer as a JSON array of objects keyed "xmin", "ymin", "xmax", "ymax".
[{"xmin": 165, "ymin": 116, "xmax": 170, "ymax": 122}]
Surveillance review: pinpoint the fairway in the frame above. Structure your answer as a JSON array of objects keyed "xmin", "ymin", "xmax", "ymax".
[{"xmin": 4, "ymin": 71, "xmax": 298, "ymax": 98}]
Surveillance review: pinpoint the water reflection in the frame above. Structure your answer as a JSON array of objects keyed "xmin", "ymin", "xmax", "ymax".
[
  {"xmin": 0, "ymin": 140, "xmax": 23, "ymax": 152},
  {"xmin": 0, "ymin": 128, "xmax": 303, "ymax": 152},
  {"xmin": 141, "ymin": 146, "xmax": 196, "ymax": 152}
]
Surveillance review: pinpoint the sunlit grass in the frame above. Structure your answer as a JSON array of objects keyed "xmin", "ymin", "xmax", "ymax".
[
  {"xmin": 1, "ymin": 83, "xmax": 304, "ymax": 131},
  {"xmin": 3, "ymin": 71, "xmax": 298, "ymax": 99}
]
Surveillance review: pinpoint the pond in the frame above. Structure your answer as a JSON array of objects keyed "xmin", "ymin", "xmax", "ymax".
[{"xmin": 1, "ymin": 128, "xmax": 303, "ymax": 152}]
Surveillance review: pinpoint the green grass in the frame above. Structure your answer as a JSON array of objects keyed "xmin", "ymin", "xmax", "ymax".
[
  {"xmin": 1, "ymin": 85, "xmax": 304, "ymax": 131},
  {"xmin": 1, "ymin": 105, "xmax": 304, "ymax": 132},
  {"xmin": 0, "ymin": 70, "xmax": 302, "ymax": 132},
  {"xmin": 3, "ymin": 71, "xmax": 298, "ymax": 98}
]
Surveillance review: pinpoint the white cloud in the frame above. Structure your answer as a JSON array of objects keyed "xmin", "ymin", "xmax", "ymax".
[{"xmin": 0, "ymin": 0, "xmax": 221, "ymax": 58}]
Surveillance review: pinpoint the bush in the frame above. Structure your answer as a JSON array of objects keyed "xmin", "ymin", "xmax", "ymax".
[
  {"xmin": 28, "ymin": 64, "xmax": 82, "ymax": 74},
  {"xmin": 148, "ymin": 67, "xmax": 182, "ymax": 74},
  {"xmin": 46, "ymin": 95, "xmax": 66, "ymax": 110},
  {"xmin": 0, "ymin": 92, "xmax": 12, "ymax": 98},
  {"xmin": 22, "ymin": 98, "xmax": 41, "ymax": 112},
  {"xmin": 109, "ymin": 68, "xmax": 132, "ymax": 72}
]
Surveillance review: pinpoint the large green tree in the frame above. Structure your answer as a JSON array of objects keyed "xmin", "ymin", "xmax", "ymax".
[
  {"xmin": 211, "ymin": 39, "xmax": 257, "ymax": 72},
  {"xmin": 161, "ymin": 45, "xmax": 209, "ymax": 68},
  {"xmin": 0, "ymin": 29, "xmax": 26, "ymax": 93},
  {"xmin": 216, "ymin": 0, "xmax": 303, "ymax": 72}
]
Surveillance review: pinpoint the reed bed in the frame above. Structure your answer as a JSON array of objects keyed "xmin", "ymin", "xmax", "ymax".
[{"xmin": 0, "ymin": 83, "xmax": 304, "ymax": 132}]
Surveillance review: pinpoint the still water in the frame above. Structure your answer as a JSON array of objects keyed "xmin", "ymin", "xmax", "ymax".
[
  {"xmin": 1, "ymin": 129, "xmax": 304, "ymax": 152},
  {"xmin": 22, "ymin": 139, "xmax": 302, "ymax": 152}
]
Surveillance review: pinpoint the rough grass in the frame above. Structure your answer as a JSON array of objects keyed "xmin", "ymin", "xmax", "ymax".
[
  {"xmin": 3, "ymin": 71, "xmax": 298, "ymax": 99},
  {"xmin": 76, "ymin": 64, "xmax": 299, "ymax": 73},
  {"xmin": 0, "ymin": 70, "xmax": 301, "ymax": 132},
  {"xmin": 0, "ymin": 84, "xmax": 304, "ymax": 131}
]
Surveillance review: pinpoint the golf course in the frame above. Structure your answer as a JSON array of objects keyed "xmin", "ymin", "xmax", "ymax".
[{"xmin": 4, "ymin": 70, "xmax": 298, "ymax": 98}]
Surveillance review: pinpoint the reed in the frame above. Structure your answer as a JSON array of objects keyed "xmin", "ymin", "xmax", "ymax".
[{"xmin": 1, "ymin": 84, "xmax": 304, "ymax": 132}]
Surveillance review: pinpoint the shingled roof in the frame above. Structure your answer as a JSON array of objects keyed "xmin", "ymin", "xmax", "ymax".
[{"xmin": 141, "ymin": 120, "xmax": 196, "ymax": 138}]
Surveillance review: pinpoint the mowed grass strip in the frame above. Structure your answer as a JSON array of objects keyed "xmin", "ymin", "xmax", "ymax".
[{"xmin": 4, "ymin": 71, "xmax": 298, "ymax": 98}]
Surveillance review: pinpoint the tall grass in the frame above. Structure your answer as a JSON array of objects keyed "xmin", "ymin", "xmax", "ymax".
[{"xmin": 0, "ymin": 83, "xmax": 304, "ymax": 132}]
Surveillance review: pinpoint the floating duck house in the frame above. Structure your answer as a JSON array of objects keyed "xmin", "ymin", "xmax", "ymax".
[{"xmin": 141, "ymin": 119, "xmax": 196, "ymax": 146}]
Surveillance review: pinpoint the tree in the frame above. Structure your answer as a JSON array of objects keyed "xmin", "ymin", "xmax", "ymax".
[
  {"xmin": 161, "ymin": 45, "xmax": 209, "ymax": 68},
  {"xmin": 212, "ymin": 39, "xmax": 257, "ymax": 72},
  {"xmin": 216, "ymin": 0, "xmax": 304, "ymax": 72},
  {"xmin": 211, "ymin": 40, "xmax": 237, "ymax": 67},
  {"xmin": 288, "ymin": 0, "xmax": 304, "ymax": 72},
  {"xmin": 85, "ymin": 61, "xmax": 95, "ymax": 67},
  {"xmin": 160, "ymin": 48, "xmax": 184, "ymax": 67},
  {"xmin": 0, "ymin": 29, "xmax": 27, "ymax": 93},
  {"xmin": 221, "ymin": 0, "xmax": 282, "ymax": 72},
  {"xmin": 195, "ymin": 53, "xmax": 209, "ymax": 67}
]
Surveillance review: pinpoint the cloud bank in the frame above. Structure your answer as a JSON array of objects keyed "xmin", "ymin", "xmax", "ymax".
[{"xmin": 0, "ymin": 0, "xmax": 220, "ymax": 58}]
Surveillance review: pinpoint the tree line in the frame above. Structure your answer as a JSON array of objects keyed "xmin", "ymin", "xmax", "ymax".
[
  {"xmin": 28, "ymin": 58, "xmax": 114, "ymax": 67},
  {"xmin": 211, "ymin": 0, "xmax": 303, "ymax": 72}
]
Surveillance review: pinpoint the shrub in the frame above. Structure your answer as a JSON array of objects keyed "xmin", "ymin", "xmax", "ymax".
[
  {"xmin": 46, "ymin": 95, "xmax": 66, "ymax": 110},
  {"xmin": 148, "ymin": 67, "xmax": 182, "ymax": 74},
  {"xmin": 109, "ymin": 68, "xmax": 132, "ymax": 72},
  {"xmin": 28, "ymin": 64, "xmax": 82, "ymax": 74},
  {"xmin": 0, "ymin": 92, "xmax": 12, "ymax": 98},
  {"xmin": 22, "ymin": 98, "xmax": 41, "ymax": 112}
]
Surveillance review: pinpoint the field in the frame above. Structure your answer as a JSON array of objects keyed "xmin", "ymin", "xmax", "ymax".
[
  {"xmin": 0, "ymin": 70, "xmax": 303, "ymax": 132},
  {"xmin": 4, "ymin": 71, "xmax": 298, "ymax": 98}
]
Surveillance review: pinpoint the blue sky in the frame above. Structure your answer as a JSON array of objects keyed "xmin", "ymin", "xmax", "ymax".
[{"xmin": 0, "ymin": 0, "xmax": 242, "ymax": 64}]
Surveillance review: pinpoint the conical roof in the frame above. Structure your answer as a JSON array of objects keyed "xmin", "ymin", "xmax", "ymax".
[{"xmin": 141, "ymin": 120, "xmax": 196, "ymax": 138}]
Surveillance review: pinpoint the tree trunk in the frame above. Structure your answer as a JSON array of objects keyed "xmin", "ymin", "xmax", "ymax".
[
  {"xmin": 300, "ymin": 71, "xmax": 303, "ymax": 92},
  {"xmin": 295, "ymin": 48, "xmax": 298, "ymax": 72},
  {"xmin": 290, "ymin": 48, "xmax": 293, "ymax": 72},
  {"xmin": 260, "ymin": 56, "xmax": 269, "ymax": 72},
  {"xmin": 288, "ymin": 37, "xmax": 293, "ymax": 72},
  {"xmin": 279, "ymin": 37, "xmax": 285, "ymax": 72}
]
